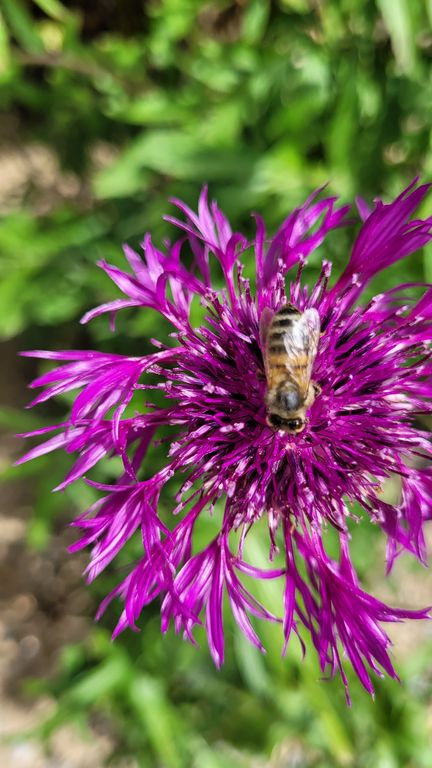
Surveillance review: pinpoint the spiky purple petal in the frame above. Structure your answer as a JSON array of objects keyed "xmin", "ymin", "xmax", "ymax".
[{"xmin": 20, "ymin": 182, "xmax": 432, "ymax": 697}]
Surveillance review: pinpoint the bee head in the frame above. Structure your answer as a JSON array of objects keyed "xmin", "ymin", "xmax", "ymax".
[
  {"xmin": 285, "ymin": 417, "xmax": 305, "ymax": 433},
  {"xmin": 267, "ymin": 414, "xmax": 305, "ymax": 434}
]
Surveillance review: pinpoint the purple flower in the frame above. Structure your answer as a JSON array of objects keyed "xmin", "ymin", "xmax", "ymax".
[{"xmin": 19, "ymin": 181, "xmax": 432, "ymax": 700}]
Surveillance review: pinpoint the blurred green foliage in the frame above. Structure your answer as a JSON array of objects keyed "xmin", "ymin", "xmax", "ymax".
[{"xmin": 1, "ymin": 0, "xmax": 432, "ymax": 766}]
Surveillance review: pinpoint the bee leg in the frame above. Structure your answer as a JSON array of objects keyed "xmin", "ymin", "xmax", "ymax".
[{"xmin": 312, "ymin": 381, "xmax": 322, "ymax": 397}]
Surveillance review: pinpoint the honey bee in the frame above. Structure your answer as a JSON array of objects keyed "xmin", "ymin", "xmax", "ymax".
[{"xmin": 260, "ymin": 303, "xmax": 321, "ymax": 434}]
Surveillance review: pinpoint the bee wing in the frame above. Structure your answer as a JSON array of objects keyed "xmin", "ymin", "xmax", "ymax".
[
  {"xmin": 283, "ymin": 308, "xmax": 320, "ymax": 397},
  {"xmin": 259, "ymin": 306, "xmax": 275, "ymax": 377}
]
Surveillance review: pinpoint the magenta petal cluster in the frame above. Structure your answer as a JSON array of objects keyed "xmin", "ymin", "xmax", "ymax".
[{"xmin": 19, "ymin": 181, "xmax": 432, "ymax": 699}]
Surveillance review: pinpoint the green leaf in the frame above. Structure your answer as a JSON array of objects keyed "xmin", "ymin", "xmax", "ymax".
[
  {"xmin": 67, "ymin": 656, "xmax": 131, "ymax": 706},
  {"xmin": 423, "ymin": 243, "xmax": 432, "ymax": 283},
  {"xmin": 32, "ymin": 0, "xmax": 70, "ymax": 22},
  {"xmin": 2, "ymin": 0, "xmax": 44, "ymax": 53},
  {"xmin": 234, "ymin": 631, "xmax": 270, "ymax": 697},
  {"xmin": 0, "ymin": 10, "xmax": 10, "ymax": 74},
  {"xmin": 129, "ymin": 677, "xmax": 185, "ymax": 768},
  {"xmin": 94, "ymin": 130, "xmax": 256, "ymax": 198},
  {"xmin": 242, "ymin": 0, "xmax": 269, "ymax": 44},
  {"xmin": 377, "ymin": 0, "xmax": 416, "ymax": 74},
  {"xmin": 0, "ymin": 405, "xmax": 42, "ymax": 432}
]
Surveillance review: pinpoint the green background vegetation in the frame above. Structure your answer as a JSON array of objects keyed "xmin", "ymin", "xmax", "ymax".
[{"xmin": 1, "ymin": 1, "xmax": 432, "ymax": 765}]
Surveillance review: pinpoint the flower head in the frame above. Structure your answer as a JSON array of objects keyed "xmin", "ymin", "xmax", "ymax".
[{"xmin": 19, "ymin": 181, "xmax": 432, "ymax": 700}]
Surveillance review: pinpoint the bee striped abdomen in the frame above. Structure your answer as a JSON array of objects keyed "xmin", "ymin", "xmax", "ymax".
[
  {"xmin": 270, "ymin": 304, "xmax": 300, "ymax": 328},
  {"xmin": 267, "ymin": 305, "xmax": 301, "ymax": 378},
  {"xmin": 268, "ymin": 342, "xmax": 286, "ymax": 354}
]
